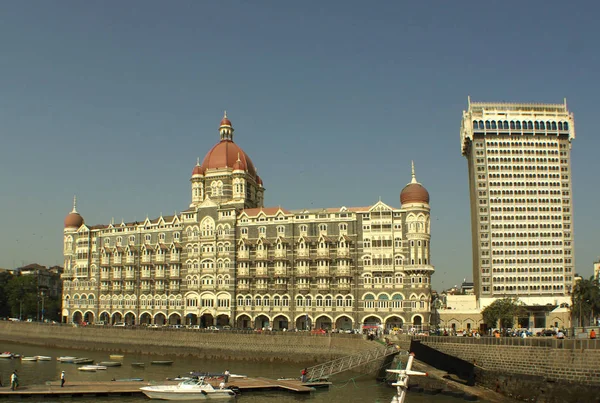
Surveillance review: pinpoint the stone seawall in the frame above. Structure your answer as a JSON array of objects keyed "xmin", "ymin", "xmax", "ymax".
[
  {"xmin": 0, "ymin": 322, "xmax": 377, "ymax": 363},
  {"xmin": 415, "ymin": 336, "xmax": 600, "ymax": 386}
]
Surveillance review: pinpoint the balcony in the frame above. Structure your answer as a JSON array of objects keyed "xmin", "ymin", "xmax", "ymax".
[
  {"xmin": 125, "ymin": 272, "xmax": 135, "ymax": 279},
  {"xmin": 336, "ymin": 269, "xmax": 351, "ymax": 277},
  {"xmin": 155, "ymin": 271, "xmax": 165, "ymax": 279},
  {"xmin": 316, "ymin": 270, "xmax": 330, "ymax": 277},
  {"xmin": 296, "ymin": 250, "xmax": 310, "ymax": 258},
  {"xmin": 237, "ymin": 283, "xmax": 250, "ymax": 291},
  {"xmin": 142, "ymin": 255, "xmax": 152, "ymax": 263},
  {"xmin": 237, "ymin": 251, "xmax": 250, "ymax": 260},
  {"xmin": 126, "ymin": 256, "xmax": 135, "ymax": 264},
  {"xmin": 256, "ymin": 284, "xmax": 269, "ymax": 291},
  {"xmin": 101, "ymin": 257, "xmax": 110, "ymax": 265},
  {"xmin": 112, "ymin": 273, "xmax": 122, "ymax": 280},
  {"xmin": 337, "ymin": 249, "xmax": 350, "ymax": 258},
  {"xmin": 296, "ymin": 283, "xmax": 310, "ymax": 292},
  {"xmin": 100, "ymin": 273, "xmax": 109, "ymax": 280},
  {"xmin": 295, "ymin": 269, "xmax": 311, "ymax": 277},
  {"xmin": 169, "ymin": 270, "xmax": 180, "ymax": 278},
  {"xmin": 337, "ymin": 283, "xmax": 352, "ymax": 291},
  {"xmin": 273, "ymin": 284, "xmax": 288, "ymax": 292},
  {"xmin": 113, "ymin": 257, "xmax": 122, "ymax": 265},
  {"xmin": 317, "ymin": 283, "xmax": 330, "ymax": 290},
  {"xmin": 316, "ymin": 250, "xmax": 330, "ymax": 258},
  {"xmin": 155, "ymin": 254, "xmax": 165, "ymax": 263},
  {"xmin": 274, "ymin": 270, "xmax": 287, "ymax": 278},
  {"xmin": 255, "ymin": 251, "xmax": 269, "ymax": 260},
  {"xmin": 274, "ymin": 251, "xmax": 288, "ymax": 260},
  {"xmin": 140, "ymin": 272, "xmax": 151, "ymax": 279},
  {"xmin": 255, "ymin": 270, "xmax": 269, "ymax": 278},
  {"xmin": 170, "ymin": 254, "xmax": 180, "ymax": 262}
]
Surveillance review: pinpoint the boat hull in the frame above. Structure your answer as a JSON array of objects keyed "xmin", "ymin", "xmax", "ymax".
[{"xmin": 140, "ymin": 385, "xmax": 235, "ymax": 400}]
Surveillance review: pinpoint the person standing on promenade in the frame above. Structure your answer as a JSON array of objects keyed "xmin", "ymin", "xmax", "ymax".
[
  {"xmin": 590, "ymin": 329, "xmax": 596, "ymax": 339},
  {"xmin": 60, "ymin": 371, "xmax": 65, "ymax": 387},
  {"xmin": 223, "ymin": 369, "xmax": 230, "ymax": 383},
  {"xmin": 10, "ymin": 371, "xmax": 18, "ymax": 391}
]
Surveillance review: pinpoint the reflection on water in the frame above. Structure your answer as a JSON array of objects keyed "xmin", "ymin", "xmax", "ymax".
[{"xmin": 0, "ymin": 341, "xmax": 488, "ymax": 403}]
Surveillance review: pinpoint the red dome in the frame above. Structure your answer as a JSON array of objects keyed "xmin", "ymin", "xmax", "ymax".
[
  {"xmin": 201, "ymin": 140, "xmax": 257, "ymax": 177},
  {"xmin": 233, "ymin": 158, "xmax": 246, "ymax": 171},
  {"xmin": 220, "ymin": 117, "xmax": 232, "ymax": 127},
  {"xmin": 192, "ymin": 164, "xmax": 205, "ymax": 176},
  {"xmin": 64, "ymin": 212, "xmax": 84, "ymax": 229},
  {"xmin": 400, "ymin": 183, "xmax": 430, "ymax": 205}
]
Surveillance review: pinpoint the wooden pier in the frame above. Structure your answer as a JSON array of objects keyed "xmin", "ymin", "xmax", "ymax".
[{"xmin": 0, "ymin": 377, "xmax": 331, "ymax": 398}]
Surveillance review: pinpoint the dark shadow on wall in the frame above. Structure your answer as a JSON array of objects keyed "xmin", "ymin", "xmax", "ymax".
[{"xmin": 410, "ymin": 339, "xmax": 475, "ymax": 385}]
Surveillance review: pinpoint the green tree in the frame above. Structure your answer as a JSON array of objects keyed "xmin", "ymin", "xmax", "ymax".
[
  {"xmin": 571, "ymin": 276, "xmax": 600, "ymax": 327},
  {"xmin": 481, "ymin": 297, "xmax": 526, "ymax": 329},
  {"xmin": 0, "ymin": 271, "xmax": 15, "ymax": 317},
  {"xmin": 5, "ymin": 274, "xmax": 38, "ymax": 319}
]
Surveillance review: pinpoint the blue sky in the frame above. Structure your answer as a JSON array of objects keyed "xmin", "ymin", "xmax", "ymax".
[{"xmin": 0, "ymin": 1, "xmax": 598, "ymax": 290}]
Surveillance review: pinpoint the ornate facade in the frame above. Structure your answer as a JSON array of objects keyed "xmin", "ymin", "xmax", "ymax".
[{"xmin": 62, "ymin": 114, "xmax": 434, "ymax": 331}]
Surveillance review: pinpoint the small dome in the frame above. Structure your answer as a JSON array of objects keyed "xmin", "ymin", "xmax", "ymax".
[
  {"xmin": 400, "ymin": 183, "xmax": 430, "ymax": 205},
  {"xmin": 220, "ymin": 117, "xmax": 232, "ymax": 127},
  {"xmin": 64, "ymin": 212, "xmax": 84, "ymax": 229},
  {"xmin": 233, "ymin": 158, "xmax": 246, "ymax": 171},
  {"xmin": 192, "ymin": 164, "xmax": 205, "ymax": 176}
]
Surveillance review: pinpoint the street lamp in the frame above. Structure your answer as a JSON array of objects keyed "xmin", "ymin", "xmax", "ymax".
[{"xmin": 40, "ymin": 291, "xmax": 46, "ymax": 322}]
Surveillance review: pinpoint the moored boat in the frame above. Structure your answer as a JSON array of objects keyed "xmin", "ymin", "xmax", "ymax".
[
  {"xmin": 99, "ymin": 361, "xmax": 122, "ymax": 367},
  {"xmin": 78, "ymin": 365, "xmax": 107, "ymax": 371},
  {"xmin": 21, "ymin": 356, "xmax": 38, "ymax": 361},
  {"xmin": 140, "ymin": 378, "xmax": 237, "ymax": 400},
  {"xmin": 73, "ymin": 358, "xmax": 94, "ymax": 364},
  {"xmin": 132, "ymin": 362, "xmax": 146, "ymax": 367},
  {"xmin": 0, "ymin": 352, "xmax": 14, "ymax": 359},
  {"xmin": 57, "ymin": 356, "xmax": 78, "ymax": 363},
  {"xmin": 151, "ymin": 360, "xmax": 174, "ymax": 365},
  {"xmin": 35, "ymin": 355, "xmax": 52, "ymax": 361},
  {"xmin": 109, "ymin": 354, "xmax": 125, "ymax": 360}
]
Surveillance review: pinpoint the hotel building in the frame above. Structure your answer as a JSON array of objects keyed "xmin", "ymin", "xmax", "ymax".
[
  {"xmin": 62, "ymin": 114, "xmax": 434, "ymax": 331},
  {"xmin": 460, "ymin": 99, "xmax": 575, "ymax": 307}
]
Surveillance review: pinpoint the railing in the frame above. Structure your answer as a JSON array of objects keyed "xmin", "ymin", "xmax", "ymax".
[
  {"xmin": 412, "ymin": 335, "xmax": 600, "ymax": 350},
  {"xmin": 306, "ymin": 344, "xmax": 404, "ymax": 381}
]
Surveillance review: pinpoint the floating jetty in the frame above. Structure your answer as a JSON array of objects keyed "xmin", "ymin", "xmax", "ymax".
[{"xmin": 0, "ymin": 377, "xmax": 330, "ymax": 398}]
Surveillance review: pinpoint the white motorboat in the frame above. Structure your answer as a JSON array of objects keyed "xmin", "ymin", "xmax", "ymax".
[
  {"xmin": 79, "ymin": 365, "xmax": 108, "ymax": 371},
  {"xmin": 35, "ymin": 355, "xmax": 52, "ymax": 361},
  {"xmin": 57, "ymin": 356, "xmax": 78, "ymax": 362},
  {"xmin": 21, "ymin": 356, "xmax": 38, "ymax": 361},
  {"xmin": 140, "ymin": 378, "xmax": 237, "ymax": 400},
  {"xmin": 0, "ymin": 352, "xmax": 14, "ymax": 359}
]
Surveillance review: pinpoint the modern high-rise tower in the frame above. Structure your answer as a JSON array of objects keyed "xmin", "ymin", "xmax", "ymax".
[{"xmin": 460, "ymin": 98, "xmax": 575, "ymax": 306}]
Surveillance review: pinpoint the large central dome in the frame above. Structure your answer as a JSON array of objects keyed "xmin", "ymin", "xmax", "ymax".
[
  {"xmin": 201, "ymin": 139, "xmax": 257, "ymax": 177},
  {"xmin": 197, "ymin": 112, "xmax": 257, "ymax": 179}
]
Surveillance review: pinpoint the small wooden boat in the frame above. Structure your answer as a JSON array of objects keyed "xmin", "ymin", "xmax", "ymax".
[
  {"xmin": 151, "ymin": 360, "xmax": 174, "ymax": 365},
  {"xmin": 78, "ymin": 365, "xmax": 107, "ymax": 371},
  {"xmin": 35, "ymin": 355, "xmax": 52, "ymax": 361},
  {"xmin": 21, "ymin": 356, "xmax": 38, "ymax": 361},
  {"xmin": 74, "ymin": 358, "xmax": 94, "ymax": 364},
  {"xmin": 113, "ymin": 378, "xmax": 144, "ymax": 382},
  {"xmin": 99, "ymin": 361, "xmax": 122, "ymax": 367},
  {"xmin": 57, "ymin": 356, "xmax": 77, "ymax": 362},
  {"xmin": 109, "ymin": 354, "xmax": 125, "ymax": 360},
  {"xmin": 131, "ymin": 362, "xmax": 146, "ymax": 367}
]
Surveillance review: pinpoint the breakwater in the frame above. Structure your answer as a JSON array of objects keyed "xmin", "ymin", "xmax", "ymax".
[
  {"xmin": 409, "ymin": 335, "xmax": 600, "ymax": 403},
  {"xmin": 0, "ymin": 322, "xmax": 382, "ymax": 363}
]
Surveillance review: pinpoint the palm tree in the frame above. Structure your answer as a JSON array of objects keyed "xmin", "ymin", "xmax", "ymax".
[{"xmin": 571, "ymin": 276, "xmax": 600, "ymax": 327}]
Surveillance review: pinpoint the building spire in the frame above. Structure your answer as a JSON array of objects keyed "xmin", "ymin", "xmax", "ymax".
[
  {"xmin": 411, "ymin": 161, "xmax": 418, "ymax": 184},
  {"xmin": 72, "ymin": 195, "xmax": 78, "ymax": 213},
  {"xmin": 224, "ymin": 110, "xmax": 227, "ymax": 119}
]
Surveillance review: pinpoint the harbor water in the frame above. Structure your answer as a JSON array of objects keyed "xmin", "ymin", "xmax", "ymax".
[{"xmin": 0, "ymin": 341, "xmax": 491, "ymax": 402}]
